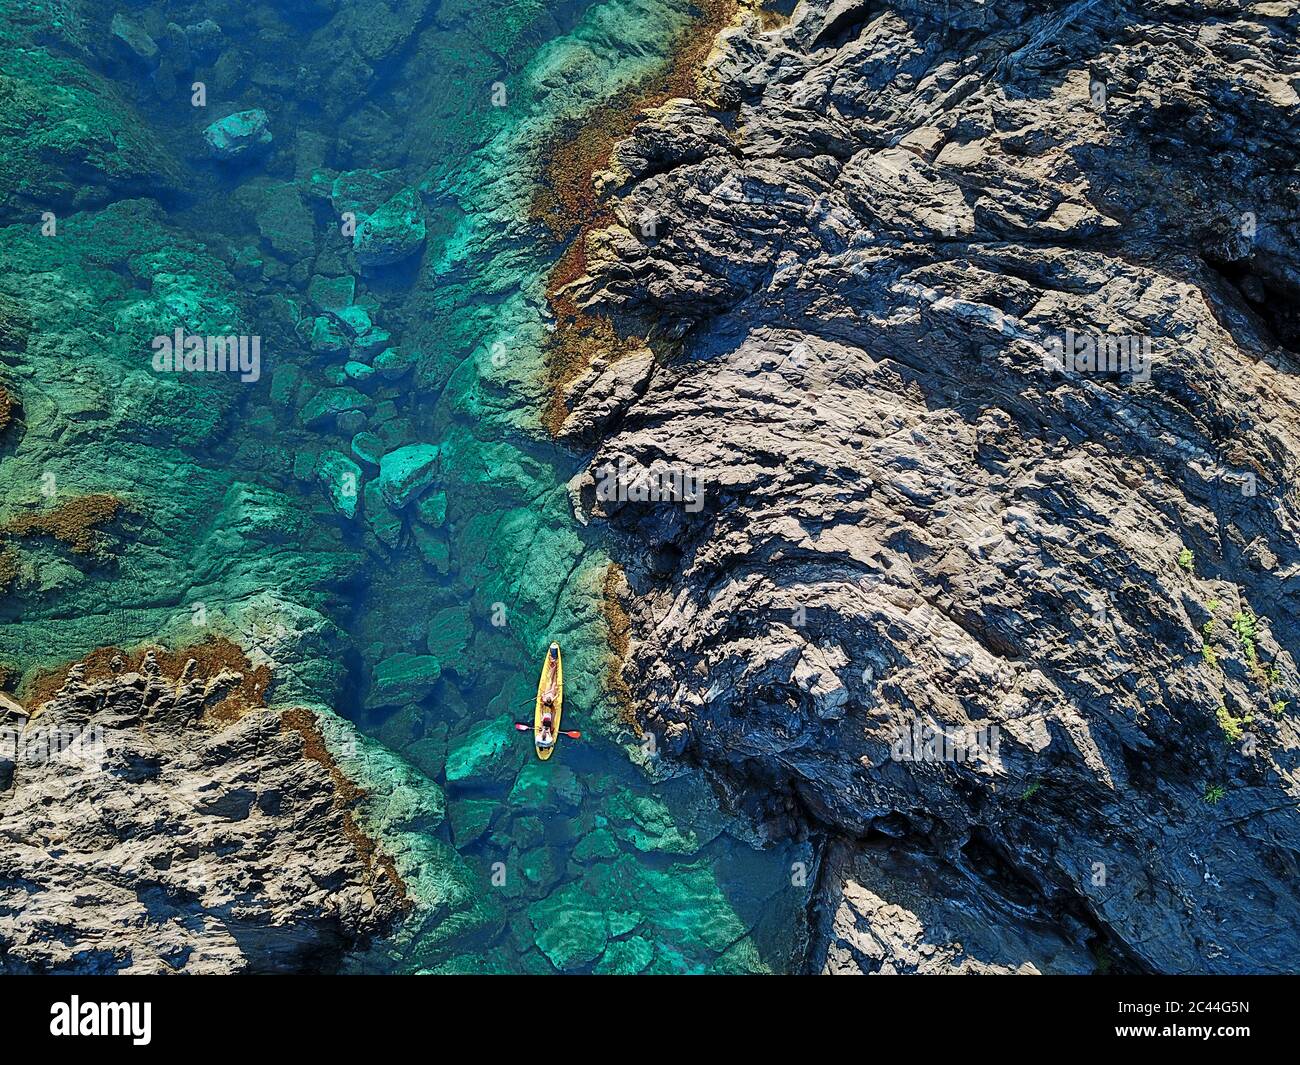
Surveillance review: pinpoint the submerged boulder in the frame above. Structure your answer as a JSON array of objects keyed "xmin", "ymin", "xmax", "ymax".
[
  {"xmin": 378, "ymin": 443, "xmax": 439, "ymax": 509},
  {"xmin": 367, "ymin": 653, "xmax": 441, "ymax": 710},
  {"xmin": 371, "ymin": 346, "xmax": 419, "ymax": 380},
  {"xmin": 351, "ymin": 431, "xmax": 385, "ymax": 468},
  {"xmin": 352, "ymin": 327, "xmax": 392, "ymax": 359},
  {"xmin": 299, "ymin": 386, "xmax": 367, "ymax": 429},
  {"xmin": 426, "ymin": 605, "xmax": 472, "ymax": 662},
  {"xmin": 308, "ymin": 274, "xmax": 355, "ymax": 313},
  {"xmin": 445, "ymin": 713, "xmax": 520, "ymax": 784},
  {"xmin": 308, "ymin": 314, "xmax": 348, "ymax": 354},
  {"xmin": 362, "ymin": 481, "xmax": 402, "ymax": 548},
  {"xmin": 184, "ymin": 18, "xmax": 224, "ymax": 61},
  {"xmin": 415, "ymin": 489, "xmax": 447, "ymax": 529},
  {"xmin": 203, "ymin": 109, "xmax": 272, "ymax": 162},
  {"xmin": 353, "ymin": 188, "xmax": 426, "ymax": 270},
  {"xmin": 447, "ymin": 799, "xmax": 497, "ymax": 846},
  {"xmin": 109, "ymin": 14, "xmax": 159, "ymax": 68},
  {"xmin": 315, "ymin": 450, "xmax": 361, "ymax": 520}
]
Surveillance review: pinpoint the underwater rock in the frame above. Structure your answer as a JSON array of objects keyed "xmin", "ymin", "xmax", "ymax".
[
  {"xmin": 606, "ymin": 792, "xmax": 700, "ymax": 855},
  {"xmin": 520, "ymin": 846, "xmax": 565, "ymax": 892},
  {"xmin": 0, "ymin": 53, "xmax": 182, "ymax": 214},
  {"xmin": 411, "ymin": 525, "xmax": 451, "ymax": 573},
  {"xmin": 444, "ymin": 712, "xmax": 520, "ymax": 785},
  {"xmin": 402, "ymin": 724, "xmax": 448, "ymax": 777},
  {"xmin": 352, "ymin": 327, "xmax": 392, "ymax": 359},
  {"xmin": 336, "ymin": 409, "xmax": 367, "ymax": 437},
  {"xmin": 367, "ymin": 652, "xmax": 442, "ymax": 710},
  {"xmin": 513, "ymin": 816, "xmax": 547, "ymax": 851},
  {"xmin": 353, "ymin": 187, "xmax": 426, "ymax": 270},
  {"xmin": 371, "ymin": 346, "xmax": 419, "ymax": 380},
  {"xmin": 253, "ymin": 183, "xmax": 316, "ymax": 261},
  {"xmin": 331, "ymin": 168, "xmax": 401, "ymax": 219},
  {"xmin": 184, "ymin": 18, "xmax": 224, "ymax": 61},
  {"xmin": 315, "ymin": 450, "xmax": 362, "ymax": 519},
  {"xmin": 426, "ymin": 605, "xmax": 472, "ymax": 662},
  {"xmin": 300, "ymin": 386, "xmax": 367, "ymax": 429},
  {"xmin": 509, "ymin": 762, "xmax": 583, "ymax": 812},
  {"xmin": 109, "ymin": 13, "xmax": 159, "ymax": 69},
  {"xmin": 574, "ymin": 828, "xmax": 620, "ymax": 862},
  {"xmin": 378, "ymin": 443, "xmax": 440, "ymax": 509},
  {"xmin": 528, "ymin": 886, "xmax": 609, "ymax": 971},
  {"xmin": 0, "ymin": 293, "xmax": 30, "ymax": 353},
  {"xmin": 344, "ymin": 360, "xmax": 376, "ymax": 384},
  {"xmin": 363, "ymin": 482, "xmax": 402, "ymax": 548},
  {"xmin": 594, "ymin": 936, "xmax": 655, "ymax": 975},
  {"xmin": 0, "ymin": 383, "xmax": 18, "ymax": 436},
  {"xmin": 351, "ymin": 431, "xmax": 385, "ymax": 468},
  {"xmin": 447, "ymin": 798, "xmax": 497, "ymax": 846},
  {"xmin": 309, "ymin": 315, "xmax": 349, "ymax": 355},
  {"xmin": 231, "ymin": 245, "xmax": 263, "ymax": 279},
  {"xmin": 308, "ymin": 274, "xmax": 356, "ymax": 313},
  {"xmin": 203, "ymin": 109, "xmax": 272, "ymax": 162},
  {"xmin": 414, "ymin": 489, "xmax": 447, "ymax": 529},
  {"xmin": 335, "ymin": 305, "xmax": 373, "ymax": 337}
]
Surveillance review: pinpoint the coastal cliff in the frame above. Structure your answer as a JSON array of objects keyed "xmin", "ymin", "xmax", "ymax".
[{"xmin": 561, "ymin": 0, "xmax": 1300, "ymax": 972}]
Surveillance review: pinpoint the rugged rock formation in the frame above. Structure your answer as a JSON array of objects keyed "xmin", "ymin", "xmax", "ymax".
[
  {"xmin": 564, "ymin": 0, "xmax": 1300, "ymax": 972},
  {"xmin": 0, "ymin": 648, "xmax": 405, "ymax": 974},
  {"xmin": 814, "ymin": 840, "xmax": 1093, "ymax": 974}
]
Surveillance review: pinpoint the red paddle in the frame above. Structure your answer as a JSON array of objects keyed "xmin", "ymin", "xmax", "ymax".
[{"xmin": 513, "ymin": 722, "xmax": 581, "ymax": 739}]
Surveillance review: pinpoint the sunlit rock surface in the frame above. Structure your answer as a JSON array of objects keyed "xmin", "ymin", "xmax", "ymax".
[
  {"xmin": 566, "ymin": 0, "xmax": 1300, "ymax": 973},
  {"xmin": 0, "ymin": 654, "xmax": 406, "ymax": 974}
]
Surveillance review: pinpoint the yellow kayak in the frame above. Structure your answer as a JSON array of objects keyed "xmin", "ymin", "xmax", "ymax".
[{"xmin": 533, "ymin": 642, "xmax": 563, "ymax": 760}]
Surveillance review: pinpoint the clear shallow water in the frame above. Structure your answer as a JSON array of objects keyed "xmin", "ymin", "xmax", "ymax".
[
  {"xmin": 1, "ymin": 0, "xmax": 810, "ymax": 973},
  {"xmin": 327, "ymin": 0, "xmax": 812, "ymax": 972}
]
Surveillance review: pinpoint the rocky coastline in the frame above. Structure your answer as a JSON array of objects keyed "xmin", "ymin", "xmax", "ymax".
[
  {"xmin": 3, "ymin": 0, "xmax": 1298, "ymax": 976},
  {"xmin": 0, "ymin": 0, "xmax": 808, "ymax": 975},
  {"xmin": 0, "ymin": 643, "xmax": 405, "ymax": 973},
  {"xmin": 561, "ymin": 0, "xmax": 1300, "ymax": 973}
]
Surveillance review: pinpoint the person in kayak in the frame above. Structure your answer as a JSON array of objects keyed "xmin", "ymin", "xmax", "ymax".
[
  {"xmin": 537, "ymin": 712, "xmax": 556, "ymax": 749},
  {"xmin": 535, "ymin": 644, "xmax": 561, "ymax": 749}
]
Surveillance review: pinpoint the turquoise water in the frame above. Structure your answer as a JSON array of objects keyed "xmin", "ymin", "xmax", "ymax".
[
  {"xmin": 0, "ymin": 0, "xmax": 808, "ymax": 972},
  {"xmin": 328, "ymin": 0, "xmax": 812, "ymax": 974}
]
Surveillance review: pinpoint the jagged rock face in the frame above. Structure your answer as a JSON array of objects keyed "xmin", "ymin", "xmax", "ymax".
[
  {"xmin": 567, "ymin": 0, "xmax": 1300, "ymax": 973},
  {"xmin": 0, "ymin": 657, "xmax": 404, "ymax": 974},
  {"xmin": 814, "ymin": 841, "xmax": 1093, "ymax": 974}
]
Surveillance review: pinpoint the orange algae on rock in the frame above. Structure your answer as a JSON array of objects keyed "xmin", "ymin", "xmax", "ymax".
[
  {"xmin": 4, "ymin": 493, "xmax": 124, "ymax": 555},
  {"xmin": 533, "ymin": 0, "xmax": 741, "ymax": 435}
]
